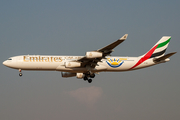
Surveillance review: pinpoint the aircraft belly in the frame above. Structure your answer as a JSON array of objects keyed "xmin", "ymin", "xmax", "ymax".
[
  {"xmin": 56, "ymin": 65, "xmax": 87, "ymax": 73},
  {"xmin": 56, "ymin": 64, "xmax": 107, "ymax": 73}
]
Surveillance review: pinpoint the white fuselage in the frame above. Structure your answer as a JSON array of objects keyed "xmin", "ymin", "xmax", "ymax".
[
  {"xmin": 3, "ymin": 55, "xmax": 159, "ymax": 73},
  {"xmin": 2, "ymin": 35, "xmax": 174, "ymax": 83}
]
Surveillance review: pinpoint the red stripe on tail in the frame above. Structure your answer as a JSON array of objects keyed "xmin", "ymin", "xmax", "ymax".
[{"xmin": 129, "ymin": 45, "xmax": 158, "ymax": 70}]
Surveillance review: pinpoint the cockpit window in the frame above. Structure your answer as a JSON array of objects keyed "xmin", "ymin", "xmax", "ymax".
[{"xmin": 8, "ymin": 58, "xmax": 12, "ymax": 60}]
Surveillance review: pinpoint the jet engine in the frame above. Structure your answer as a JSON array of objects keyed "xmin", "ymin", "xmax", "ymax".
[
  {"xmin": 76, "ymin": 73, "xmax": 84, "ymax": 79},
  {"xmin": 86, "ymin": 51, "xmax": 103, "ymax": 58},
  {"xmin": 61, "ymin": 72, "xmax": 76, "ymax": 77},
  {"xmin": 65, "ymin": 62, "xmax": 81, "ymax": 68}
]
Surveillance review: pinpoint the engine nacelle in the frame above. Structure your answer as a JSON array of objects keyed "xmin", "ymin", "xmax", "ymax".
[
  {"xmin": 76, "ymin": 73, "xmax": 84, "ymax": 79},
  {"xmin": 86, "ymin": 51, "xmax": 103, "ymax": 58},
  {"xmin": 61, "ymin": 72, "xmax": 76, "ymax": 78},
  {"xmin": 65, "ymin": 62, "xmax": 81, "ymax": 68}
]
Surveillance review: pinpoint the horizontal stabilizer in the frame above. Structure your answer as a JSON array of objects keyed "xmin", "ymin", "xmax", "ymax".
[{"xmin": 153, "ymin": 52, "xmax": 177, "ymax": 62}]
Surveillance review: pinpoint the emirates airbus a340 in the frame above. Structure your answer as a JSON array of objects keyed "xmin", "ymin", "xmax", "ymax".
[{"xmin": 3, "ymin": 34, "xmax": 176, "ymax": 83}]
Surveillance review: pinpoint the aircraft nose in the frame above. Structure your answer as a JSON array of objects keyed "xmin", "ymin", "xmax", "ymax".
[{"xmin": 3, "ymin": 60, "xmax": 8, "ymax": 66}]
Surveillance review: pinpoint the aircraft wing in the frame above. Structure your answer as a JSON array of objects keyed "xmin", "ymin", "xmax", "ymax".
[
  {"xmin": 97, "ymin": 34, "xmax": 128, "ymax": 56},
  {"xmin": 77, "ymin": 34, "xmax": 128, "ymax": 68}
]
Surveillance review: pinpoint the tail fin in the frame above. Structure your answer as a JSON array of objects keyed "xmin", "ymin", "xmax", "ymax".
[
  {"xmin": 141, "ymin": 36, "xmax": 171, "ymax": 58},
  {"xmin": 130, "ymin": 36, "xmax": 172, "ymax": 70}
]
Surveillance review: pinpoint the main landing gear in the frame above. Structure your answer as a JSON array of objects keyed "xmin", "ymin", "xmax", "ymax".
[
  {"xmin": 19, "ymin": 69, "xmax": 23, "ymax": 77},
  {"xmin": 83, "ymin": 72, "xmax": 95, "ymax": 83},
  {"xmin": 83, "ymin": 76, "xmax": 92, "ymax": 83}
]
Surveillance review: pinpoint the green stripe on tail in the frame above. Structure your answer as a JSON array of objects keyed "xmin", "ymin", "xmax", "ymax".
[{"xmin": 157, "ymin": 38, "xmax": 171, "ymax": 49}]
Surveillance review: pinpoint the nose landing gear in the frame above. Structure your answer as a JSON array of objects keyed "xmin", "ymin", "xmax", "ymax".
[{"xmin": 19, "ymin": 69, "xmax": 22, "ymax": 77}]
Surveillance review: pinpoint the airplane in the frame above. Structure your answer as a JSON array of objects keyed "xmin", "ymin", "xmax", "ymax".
[{"xmin": 3, "ymin": 34, "xmax": 176, "ymax": 83}]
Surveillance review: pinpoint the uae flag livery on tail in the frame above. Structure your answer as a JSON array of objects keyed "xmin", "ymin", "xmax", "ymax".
[
  {"xmin": 130, "ymin": 36, "xmax": 171, "ymax": 69},
  {"xmin": 150, "ymin": 37, "xmax": 170, "ymax": 58}
]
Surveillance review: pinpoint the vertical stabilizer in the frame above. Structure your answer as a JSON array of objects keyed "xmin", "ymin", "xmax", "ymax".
[
  {"xmin": 142, "ymin": 36, "xmax": 171, "ymax": 58},
  {"xmin": 130, "ymin": 36, "xmax": 171, "ymax": 70}
]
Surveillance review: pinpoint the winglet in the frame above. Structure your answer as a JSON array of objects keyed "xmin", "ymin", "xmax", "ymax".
[{"xmin": 119, "ymin": 34, "xmax": 128, "ymax": 40}]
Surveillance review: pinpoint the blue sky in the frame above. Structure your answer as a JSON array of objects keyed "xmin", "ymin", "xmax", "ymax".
[{"xmin": 0, "ymin": 0, "xmax": 180, "ymax": 120}]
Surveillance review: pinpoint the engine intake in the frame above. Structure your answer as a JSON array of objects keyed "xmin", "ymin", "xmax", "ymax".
[
  {"xmin": 61, "ymin": 72, "xmax": 76, "ymax": 78},
  {"xmin": 76, "ymin": 73, "xmax": 84, "ymax": 79}
]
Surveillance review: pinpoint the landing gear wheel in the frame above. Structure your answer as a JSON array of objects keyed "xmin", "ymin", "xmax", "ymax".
[
  {"xmin": 88, "ymin": 79, "xmax": 92, "ymax": 83},
  {"xmin": 83, "ymin": 76, "xmax": 88, "ymax": 81},
  {"xmin": 19, "ymin": 73, "xmax": 22, "ymax": 77},
  {"xmin": 90, "ymin": 73, "xmax": 95, "ymax": 78}
]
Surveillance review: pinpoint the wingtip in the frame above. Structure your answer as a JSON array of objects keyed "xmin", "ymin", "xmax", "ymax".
[
  {"xmin": 172, "ymin": 52, "xmax": 177, "ymax": 54},
  {"xmin": 119, "ymin": 34, "xmax": 128, "ymax": 40}
]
